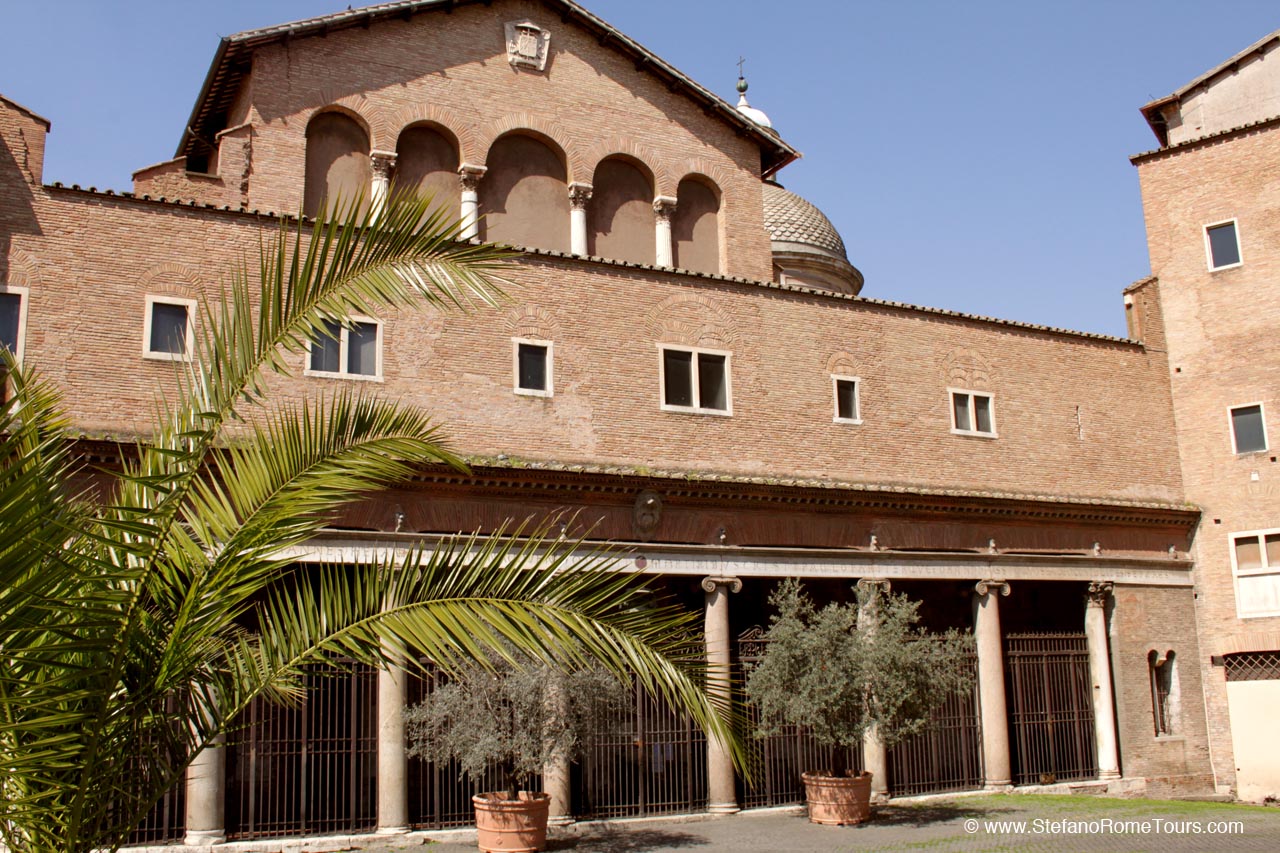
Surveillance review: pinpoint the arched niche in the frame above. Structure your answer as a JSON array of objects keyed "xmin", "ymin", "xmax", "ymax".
[
  {"xmin": 588, "ymin": 157, "xmax": 655, "ymax": 263},
  {"xmin": 392, "ymin": 124, "xmax": 461, "ymax": 217},
  {"xmin": 303, "ymin": 111, "xmax": 371, "ymax": 219},
  {"xmin": 673, "ymin": 176, "xmax": 721, "ymax": 274},
  {"xmin": 479, "ymin": 133, "xmax": 569, "ymax": 251}
]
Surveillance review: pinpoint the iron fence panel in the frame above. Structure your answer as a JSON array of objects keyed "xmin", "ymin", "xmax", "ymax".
[{"xmin": 1004, "ymin": 633, "xmax": 1097, "ymax": 785}]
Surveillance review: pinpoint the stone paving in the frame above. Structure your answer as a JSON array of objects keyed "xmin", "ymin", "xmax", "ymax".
[{"xmin": 362, "ymin": 794, "xmax": 1280, "ymax": 853}]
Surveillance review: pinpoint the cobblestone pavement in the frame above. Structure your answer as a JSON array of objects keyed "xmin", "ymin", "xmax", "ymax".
[{"xmin": 365, "ymin": 795, "xmax": 1280, "ymax": 853}]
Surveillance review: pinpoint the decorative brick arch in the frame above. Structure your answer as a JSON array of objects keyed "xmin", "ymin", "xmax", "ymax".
[
  {"xmin": 474, "ymin": 113, "xmax": 584, "ymax": 182},
  {"xmin": 306, "ymin": 94, "xmax": 377, "ymax": 148},
  {"xmin": 137, "ymin": 262, "xmax": 206, "ymax": 300},
  {"xmin": 3, "ymin": 248, "xmax": 42, "ymax": 289},
  {"xmin": 825, "ymin": 351, "xmax": 860, "ymax": 376},
  {"xmin": 663, "ymin": 158, "xmax": 732, "ymax": 200},
  {"xmin": 583, "ymin": 137, "xmax": 667, "ymax": 191},
  {"xmin": 645, "ymin": 294, "xmax": 737, "ymax": 349},
  {"xmin": 504, "ymin": 305, "xmax": 559, "ymax": 340},
  {"xmin": 383, "ymin": 104, "xmax": 474, "ymax": 162},
  {"xmin": 941, "ymin": 347, "xmax": 995, "ymax": 390}
]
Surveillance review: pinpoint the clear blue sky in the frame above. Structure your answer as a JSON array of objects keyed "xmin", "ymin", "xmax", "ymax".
[{"xmin": 2, "ymin": 1, "xmax": 1276, "ymax": 337}]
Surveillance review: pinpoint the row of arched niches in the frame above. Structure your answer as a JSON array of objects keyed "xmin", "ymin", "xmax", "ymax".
[{"xmin": 304, "ymin": 110, "xmax": 722, "ymax": 273}]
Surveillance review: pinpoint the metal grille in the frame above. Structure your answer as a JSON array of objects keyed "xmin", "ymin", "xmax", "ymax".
[
  {"xmin": 576, "ymin": 684, "xmax": 707, "ymax": 818},
  {"xmin": 225, "ymin": 665, "xmax": 377, "ymax": 840},
  {"xmin": 1004, "ymin": 633, "xmax": 1097, "ymax": 785},
  {"xmin": 887, "ymin": 651, "xmax": 982, "ymax": 796},
  {"xmin": 1224, "ymin": 651, "xmax": 1280, "ymax": 682},
  {"xmin": 123, "ymin": 776, "xmax": 186, "ymax": 846},
  {"xmin": 406, "ymin": 668, "xmax": 539, "ymax": 829}
]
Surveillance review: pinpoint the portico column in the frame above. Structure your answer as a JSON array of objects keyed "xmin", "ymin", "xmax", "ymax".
[
  {"xmin": 974, "ymin": 580, "xmax": 1012, "ymax": 790},
  {"xmin": 369, "ymin": 150, "xmax": 397, "ymax": 221},
  {"xmin": 654, "ymin": 196, "xmax": 677, "ymax": 267},
  {"xmin": 184, "ymin": 713, "xmax": 225, "ymax": 845},
  {"xmin": 702, "ymin": 575, "xmax": 742, "ymax": 815},
  {"xmin": 857, "ymin": 578, "xmax": 891, "ymax": 802},
  {"xmin": 1086, "ymin": 581, "xmax": 1121, "ymax": 781},
  {"xmin": 458, "ymin": 163, "xmax": 487, "ymax": 242},
  {"xmin": 376, "ymin": 660, "xmax": 410, "ymax": 834},
  {"xmin": 568, "ymin": 182, "xmax": 592, "ymax": 256},
  {"xmin": 542, "ymin": 678, "xmax": 574, "ymax": 826}
]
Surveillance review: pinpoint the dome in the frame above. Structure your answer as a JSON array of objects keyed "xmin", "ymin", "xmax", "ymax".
[{"xmin": 763, "ymin": 181, "xmax": 864, "ymax": 295}]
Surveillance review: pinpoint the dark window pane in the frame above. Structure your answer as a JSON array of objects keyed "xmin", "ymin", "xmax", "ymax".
[
  {"xmin": 663, "ymin": 349, "xmax": 693, "ymax": 407},
  {"xmin": 1208, "ymin": 222, "xmax": 1240, "ymax": 268},
  {"xmin": 310, "ymin": 319, "xmax": 342, "ymax": 373},
  {"xmin": 974, "ymin": 395, "xmax": 993, "ymax": 434},
  {"xmin": 697, "ymin": 353, "xmax": 727, "ymax": 410},
  {"xmin": 952, "ymin": 393, "xmax": 971, "ymax": 431},
  {"xmin": 0, "ymin": 293, "xmax": 19, "ymax": 354},
  {"xmin": 517, "ymin": 343, "xmax": 548, "ymax": 391},
  {"xmin": 1232, "ymin": 404, "xmax": 1266, "ymax": 453},
  {"xmin": 149, "ymin": 302, "xmax": 189, "ymax": 355},
  {"xmin": 347, "ymin": 321, "xmax": 379, "ymax": 376},
  {"xmin": 835, "ymin": 379, "xmax": 857, "ymax": 420}
]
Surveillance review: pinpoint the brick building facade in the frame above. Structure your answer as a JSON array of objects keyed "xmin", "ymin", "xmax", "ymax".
[{"xmin": 2, "ymin": 0, "xmax": 1273, "ymax": 844}]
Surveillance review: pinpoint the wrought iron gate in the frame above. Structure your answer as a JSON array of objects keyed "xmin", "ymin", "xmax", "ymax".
[
  {"xmin": 124, "ymin": 777, "xmax": 185, "ymax": 845},
  {"xmin": 225, "ymin": 664, "xmax": 378, "ymax": 839},
  {"xmin": 1004, "ymin": 633, "xmax": 1097, "ymax": 785},
  {"xmin": 886, "ymin": 651, "xmax": 982, "ymax": 796},
  {"xmin": 737, "ymin": 627, "xmax": 862, "ymax": 808},
  {"xmin": 576, "ymin": 684, "xmax": 707, "ymax": 818}
]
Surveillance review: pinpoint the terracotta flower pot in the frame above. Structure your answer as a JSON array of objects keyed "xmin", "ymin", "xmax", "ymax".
[
  {"xmin": 801, "ymin": 770, "xmax": 873, "ymax": 826},
  {"xmin": 472, "ymin": 791, "xmax": 551, "ymax": 853}
]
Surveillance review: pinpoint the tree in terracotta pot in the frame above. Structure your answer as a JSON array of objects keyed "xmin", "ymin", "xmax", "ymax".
[
  {"xmin": 744, "ymin": 579, "xmax": 974, "ymax": 825},
  {"xmin": 405, "ymin": 654, "xmax": 628, "ymax": 852}
]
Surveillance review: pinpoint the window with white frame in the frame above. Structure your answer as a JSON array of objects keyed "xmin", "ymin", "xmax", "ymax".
[
  {"xmin": 659, "ymin": 345, "xmax": 731, "ymax": 414},
  {"xmin": 1, "ymin": 285, "xmax": 29, "ymax": 361},
  {"xmin": 307, "ymin": 316, "xmax": 382, "ymax": 379},
  {"xmin": 143, "ymin": 295, "xmax": 196, "ymax": 361},
  {"xmin": 1229, "ymin": 403, "xmax": 1268, "ymax": 454},
  {"xmin": 832, "ymin": 375, "xmax": 861, "ymax": 423},
  {"xmin": 1205, "ymin": 220, "xmax": 1242, "ymax": 270},
  {"xmin": 950, "ymin": 389, "xmax": 996, "ymax": 436},
  {"xmin": 1230, "ymin": 529, "xmax": 1280, "ymax": 618},
  {"xmin": 513, "ymin": 338, "xmax": 553, "ymax": 396}
]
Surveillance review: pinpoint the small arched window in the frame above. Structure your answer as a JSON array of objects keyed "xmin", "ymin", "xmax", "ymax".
[
  {"xmin": 304, "ymin": 111, "xmax": 371, "ymax": 219},
  {"xmin": 479, "ymin": 133, "xmax": 569, "ymax": 251},
  {"xmin": 1148, "ymin": 649, "xmax": 1178, "ymax": 736},
  {"xmin": 672, "ymin": 176, "xmax": 721, "ymax": 274},
  {"xmin": 589, "ymin": 157, "xmax": 655, "ymax": 263}
]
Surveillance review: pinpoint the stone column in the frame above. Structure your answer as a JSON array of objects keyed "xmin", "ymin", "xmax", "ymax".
[
  {"xmin": 376, "ymin": 661, "xmax": 410, "ymax": 834},
  {"xmin": 458, "ymin": 163, "xmax": 487, "ymax": 242},
  {"xmin": 568, "ymin": 182, "xmax": 592, "ymax": 256},
  {"xmin": 974, "ymin": 579, "xmax": 1012, "ymax": 790},
  {"xmin": 701, "ymin": 575, "xmax": 742, "ymax": 815},
  {"xmin": 653, "ymin": 196, "xmax": 677, "ymax": 267},
  {"xmin": 369, "ymin": 150, "xmax": 397, "ymax": 221},
  {"xmin": 184, "ymin": 726, "xmax": 225, "ymax": 845},
  {"xmin": 1086, "ymin": 581, "xmax": 1121, "ymax": 781},
  {"xmin": 857, "ymin": 578, "xmax": 891, "ymax": 801}
]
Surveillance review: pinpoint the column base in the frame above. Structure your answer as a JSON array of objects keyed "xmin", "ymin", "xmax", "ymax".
[
  {"xmin": 1098, "ymin": 770, "xmax": 1122, "ymax": 781},
  {"xmin": 982, "ymin": 781, "xmax": 1013, "ymax": 792},
  {"xmin": 375, "ymin": 825, "xmax": 410, "ymax": 836},
  {"xmin": 548, "ymin": 814, "xmax": 576, "ymax": 827},
  {"xmin": 870, "ymin": 792, "xmax": 891, "ymax": 805},
  {"xmin": 708, "ymin": 802, "xmax": 741, "ymax": 815},
  {"xmin": 183, "ymin": 829, "xmax": 225, "ymax": 846}
]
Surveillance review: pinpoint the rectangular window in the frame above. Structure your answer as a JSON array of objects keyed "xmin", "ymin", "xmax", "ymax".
[
  {"xmin": 143, "ymin": 295, "xmax": 196, "ymax": 361},
  {"xmin": 950, "ymin": 389, "xmax": 996, "ymax": 437},
  {"xmin": 832, "ymin": 376, "xmax": 861, "ymax": 423},
  {"xmin": 1231, "ymin": 530, "xmax": 1280, "ymax": 618},
  {"xmin": 0, "ymin": 286, "xmax": 28, "ymax": 361},
  {"xmin": 659, "ymin": 345, "xmax": 731, "ymax": 414},
  {"xmin": 1230, "ymin": 403, "xmax": 1268, "ymax": 454},
  {"xmin": 307, "ymin": 316, "xmax": 382, "ymax": 379},
  {"xmin": 513, "ymin": 338, "xmax": 553, "ymax": 396},
  {"xmin": 1205, "ymin": 220, "xmax": 1242, "ymax": 270}
]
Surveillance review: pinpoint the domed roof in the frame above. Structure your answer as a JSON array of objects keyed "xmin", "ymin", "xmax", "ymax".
[{"xmin": 762, "ymin": 181, "xmax": 848, "ymax": 259}]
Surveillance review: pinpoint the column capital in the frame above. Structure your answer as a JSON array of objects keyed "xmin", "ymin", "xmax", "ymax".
[
  {"xmin": 1086, "ymin": 580, "xmax": 1114, "ymax": 606},
  {"xmin": 568, "ymin": 181, "xmax": 593, "ymax": 209},
  {"xmin": 458, "ymin": 163, "xmax": 488, "ymax": 191},
  {"xmin": 701, "ymin": 575, "xmax": 742, "ymax": 594},
  {"xmin": 653, "ymin": 195, "xmax": 678, "ymax": 220},
  {"xmin": 370, "ymin": 149, "xmax": 398, "ymax": 179},
  {"xmin": 856, "ymin": 578, "xmax": 892, "ymax": 594},
  {"xmin": 975, "ymin": 579, "xmax": 1011, "ymax": 597}
]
